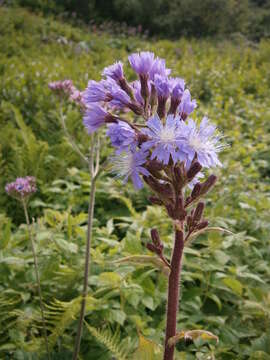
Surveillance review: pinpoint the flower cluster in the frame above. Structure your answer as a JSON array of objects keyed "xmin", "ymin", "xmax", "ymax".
[
  {"xmin": 5, "ymin": 176, "xmax": 37, "ymax": 201},
  {"xmin": 49, "ymin": 80, "xmax": 84, "ymax": 108},
  {"xmin": 82, "ymin": 51, "xmax": 223, "ymax": 190}
]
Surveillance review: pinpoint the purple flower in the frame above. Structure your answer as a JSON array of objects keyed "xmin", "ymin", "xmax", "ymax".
[
  {"xmin": 48, "ymin": 80, "xmax": 73, "ymax": 93},
  {"xmin": 142, "ymin": 114, "xmax": 184, "ymax": 165},
  {"xmin": 178, "ymin": 89, "xmax": 197, "ymax": 120},
  {"xmin": 107, "ymin": 121, "xmax": 136, "ymax": 153},
  {"xmin": 128, "ymin": 51, "xmax": 155, "ymax": 75},
  {"xmin": 149, "ymin": 57, "xmax": 171, "ymax": 81},
  {"xmin": 102, "ymin": 61, "xmax": 124, "ymax": 81},
  {"xmin": 5, "ymin": 176, "xmax": 37, "ymax": 200},
  {"xmin": 178, "ymin": 117, "xmax": 223, "ymax": 168},
  {"xmin": 170, "ymin": 77, "xmax": 185, "ymax": 101},
  {"xmin": 110, "ymin": 87, "xmax": 131, "ymax": 108},
  {"xmin": 83, "ymin": 104, "xmax": 115, "ymax": 133},
  {"xmin": 154, "ymin": 75, "xmax": 170, "ymax": 99},
  {"xmin": 83, "ymin": 80, "xmax": 112, "ymax": 103},
  {"xmin": 111, "ymin": 150, "xmax": 150, "ymax": 189}
]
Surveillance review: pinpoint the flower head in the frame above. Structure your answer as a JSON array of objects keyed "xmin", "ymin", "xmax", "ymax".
[
  {"xmin": 107, "ymin": 121, "xmax": 136, "ymax": 153},
  {"xmin": 111, "ymin": 150, "xmax": 150, "ymax": 189},
  {"xmin": 109, "ymin": 87, "xmax": 131, "ymax": 108},
  {"xmin": 154, "ymin": 75, "xmax": 170, "ymax": 99},
  {"xmin": 178, "ymin": 89, "xmax": 197, "ymax": 120},
  {"xmin": 149, "ymin": 57, "xmax": 171, "ymax": 81},
  {"xmin": 83, "ymin": 104, "xmax": 115, "ymax": 133},
  {"xmin": 179, "ymin": 117, "xmax": 223, "ymax": 168},
  {"xmin": 170, "ymin": 77, "xmax": 185, "ymax": 101},
  {"xmin": 48, "ymin": 80, "xmax": 73, "ymax": 94},
  {"xmin": 5, "ymin": 177, "xmax": 37, "ymax": 201},
  {"xmin": 83, "ymin": 80, "xmax": 112, "ymax": 103},
  {"xmin": 128, "ymin": 51, "xmax": 155, "ymax": 75},
  {"xmin": 102, "ymin": 61, "xmax": 124, "ymax": 81},
  {"xmin": 142, "ymin": 114, "xmax": 184, "ymax": 165}
]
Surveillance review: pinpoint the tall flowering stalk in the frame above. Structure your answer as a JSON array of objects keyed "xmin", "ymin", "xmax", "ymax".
[
  {"xmin": 80, "ymin": 52, "xmax": 224, "ymax": 359},
  {"xmin": 5, "ymin": 177, "xmax": 50, "ymax": 359}
]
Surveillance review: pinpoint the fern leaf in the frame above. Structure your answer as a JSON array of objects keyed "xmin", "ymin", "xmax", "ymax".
[{"xmin": 85, "ymin": 323, "xmax": 129, "ymax": 360}]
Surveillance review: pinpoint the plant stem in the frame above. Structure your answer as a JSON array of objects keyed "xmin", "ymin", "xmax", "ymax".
[
  {"xmin": 22, "ymin": 200, "xmax": 50, "ymax": 359},
  {"xmin": 163, "ymin": 229, "xmax": 184, "ymax": 360},
  {"xmin": 72, "ymin": 135, "xmax": 99, "ymax": 360}
]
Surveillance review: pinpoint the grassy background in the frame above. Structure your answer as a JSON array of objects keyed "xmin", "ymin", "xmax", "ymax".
[{"xmin": 0, "ymin": 6, "xmax": 270, "ymax": 359}]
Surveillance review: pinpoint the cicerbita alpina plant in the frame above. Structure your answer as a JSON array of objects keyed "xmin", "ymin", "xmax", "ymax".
[
  {"xmin": 79, "ymin": 51, "xmax": 224, "ymax": 360},
  {"xmin": 5, "ymin": 177, "xmax": 51, "ymax": 359}
]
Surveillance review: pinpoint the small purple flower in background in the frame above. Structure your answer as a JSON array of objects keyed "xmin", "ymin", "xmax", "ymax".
[
  {"xmin": 102, "ymin": 61, "xmax": 124, "ymax": 81},
  {"xmin": 48, "ymin": 80, "xmax": 73, "ymax": 93},
  {"xmin": 179, "ymin": 117, "xmax": 223, "ymax": 168},
  {"xmin": 178, "ymin": 89, "xmax": 197, "ymax": 120},
  {"xmin": 111, "ymin": 150, "xmax": 150, "ymax": 189},
  {"xmin": 49, "ymin": 80, "xmax": 84, "ymax": 107},
  {"xmin": 107, "ymin": 121, "xmax": 136, "ymax": 153},
  {"xmin": 5, "ymin": 176, "xmax": 37, "ymax": 201},
  {"xmin": 128, "ymin": 51, "xmax": 155, "ymax": 75},
  {"xmin": 142, "ymin": 114, "xmax": 184, "ymax": 165},
  {"xmin": 83, "ymin": 104, "xmax": 116, "ymax": 133}
]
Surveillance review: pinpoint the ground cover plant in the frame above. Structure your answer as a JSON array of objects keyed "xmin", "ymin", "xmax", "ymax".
[{"xmin": 0, "ymin": 6, "xmax": 270, "ymax": 360}]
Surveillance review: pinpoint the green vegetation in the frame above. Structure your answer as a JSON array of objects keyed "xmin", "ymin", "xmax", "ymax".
[
  {"xmin": 0, "ymin": 6, "xmax": 270, "ymax": 359},
  {"xmin": 13, "ymin": 0, "xmax": 270, "ymax": 39}
]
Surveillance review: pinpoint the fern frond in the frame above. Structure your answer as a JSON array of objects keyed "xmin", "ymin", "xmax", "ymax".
[
  {"xmin": 44, "ymin": 296, "xmax": 98, "ymax": 351},
  {"xmin": 85, "ymin": 322, "xmax": 129, "ymax": 360}
]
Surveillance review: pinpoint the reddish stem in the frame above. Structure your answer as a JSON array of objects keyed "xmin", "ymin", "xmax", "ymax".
[{"xmin": 163, "ymin": 229, "xmax": 184, "ymax": 360}]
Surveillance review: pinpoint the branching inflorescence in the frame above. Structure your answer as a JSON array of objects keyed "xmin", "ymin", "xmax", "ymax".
[
  {"xmin": 50, "ymin": 51, "xmax": 224, "ymax": 360},
  {"xmin": 80, "ymin": 51, "xmax": 223, "ymax": 359}
]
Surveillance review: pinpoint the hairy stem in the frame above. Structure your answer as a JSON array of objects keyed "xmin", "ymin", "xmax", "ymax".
[
  {"xmin": 22, "ymin": 200, "xmax": 50, "ymax": 359},
  {"xmin": 163, "ymin": 229, "xmax": 184, "ymax": 360},
  {"xmin": 73, "ymin": 136, "xmax": 99, "ymax": 360}
]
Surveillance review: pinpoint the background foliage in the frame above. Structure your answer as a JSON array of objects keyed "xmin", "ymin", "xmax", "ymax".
[
  {"xmin": 0, "ymin": 5, "xmax": 270, "ymax": 360},
  {"xmin": 7, "ymin": 0, "xmax": 270, "ymax": 39}
]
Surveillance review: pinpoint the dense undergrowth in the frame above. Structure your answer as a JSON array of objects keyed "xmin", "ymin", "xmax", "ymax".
[{"xmin": 0, "ymin": 6, "xmax": 270, "ymax": 360}]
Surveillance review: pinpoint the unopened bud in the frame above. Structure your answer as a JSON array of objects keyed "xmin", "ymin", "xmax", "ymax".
[
  {"xmin": 150, "ymin": 83, "xmax": 158, "ymax": 108},
  {"xmin": 139, "ymin": 74, "xmax": 149, "ymax": 104},
  {"xmin": 187, "ymin": 215, "xmax": 193, "ymax": 228},
  {"xmin": 146, "ymin": 243, "xmax": 156, "ymax": 253},
  {"xmin": 151, "ymin": 229, "xmax": 161, "ymax": 247},
  {"xmin": 191, "ymin": 183, "xmax": 201, "ymax": 199},
  {"xmin": 157, "ymin": 97, "xmax": 167, "ymax": 119},
  {"xmin": 174, "ymin": 166, "xmax": 184, "ymax": 184},
  {"xmin": 196, "ymin": 220, "xmax": 209, "ymax": 230},
  {"xmin": 201, "ymin": 175, "xmax": 217, "ymax": 195},
  {"xmin": 193, "ymin": 202, "xmax": 205, "ymax": 223},
  {"xmin": 187, "ymin": 162, "xmax": 202, "ymax": 182}
]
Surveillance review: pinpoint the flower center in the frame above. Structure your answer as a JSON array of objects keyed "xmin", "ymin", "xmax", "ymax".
[
  {"xmin": 189, "ymin": 135, "xmax": 207, "ymax": 152},
  {"xmin": 159, "ymin": 128, "xmax": 175, "ymax": 143}
]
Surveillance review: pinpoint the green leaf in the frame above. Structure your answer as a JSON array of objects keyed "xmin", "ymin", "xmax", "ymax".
[
  {"xmin": 113, "ymin": 255, "xmax": 170, "ymax": 276},
  {"xmin": 222, "ymin": 277, "xmax": 243, "ymax": 296},
  {"xmin": 132, "ymin": 334, "xmax": 162, "ymax": 360}
]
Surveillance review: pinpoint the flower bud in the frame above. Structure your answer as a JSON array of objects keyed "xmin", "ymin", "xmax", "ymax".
[
  {"xmin": 200, "ymin": 175, "xmax": 217, "ymax": 195},
  {"xmin": 196, "ymin": 220, "xmax": 209, "ymax": 230},
  {"xmin": 146, "ymin": 243, "xmax": 156, "ymax": 253},
  {"xmin": 187, "ymin": 162, "xmax": 202, "ymax": 182},
  {"xmin": 191, "ymin": 183, "xmax": 201, "ymax": 199},
  {"xmin": 193, "ymin": 202, "xmax": 205, "ymax": 223},
  {"xmin": 151, "ymin": 228, "xmax": 161, "ymax": 247}
]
